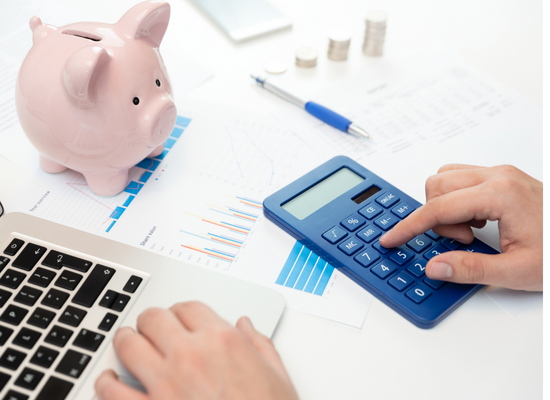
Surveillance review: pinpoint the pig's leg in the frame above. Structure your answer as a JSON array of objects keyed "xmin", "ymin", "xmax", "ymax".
[
  {"xmin": 148, "ymin": 144, "xmax": 165, "ymax": 158},
  {"xmin": 40, "ymin": 155, "xmax": 67, "ymax": 173},
  {"xmin": 84, "ymin": 170, "xmax": 129, "ymax": 197}
]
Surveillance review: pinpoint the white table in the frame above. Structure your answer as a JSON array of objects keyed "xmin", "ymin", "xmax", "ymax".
[{"xmin": 0, "ymin": 0, "xmax": 543, "ymax": 399}]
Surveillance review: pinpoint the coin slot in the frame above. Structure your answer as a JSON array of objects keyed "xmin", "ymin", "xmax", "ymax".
[{"xmin": 61, "ymin": 30, "xmax": 102, "ymax": 42}]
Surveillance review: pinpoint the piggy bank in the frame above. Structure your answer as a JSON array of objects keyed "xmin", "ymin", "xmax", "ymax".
[{"xmin": 15, "ymin": 1, "xmax": 177, "ymax": 196}]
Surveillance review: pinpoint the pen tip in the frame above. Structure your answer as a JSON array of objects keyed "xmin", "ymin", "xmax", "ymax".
[{"xmin": 348, "ymin": 123, "xmax": 371, "ymax": 139}]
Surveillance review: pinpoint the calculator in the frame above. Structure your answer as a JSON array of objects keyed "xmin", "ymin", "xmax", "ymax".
[{"xmin": 263, "ymin": 156, "xmax": 498, "ymax": 328}]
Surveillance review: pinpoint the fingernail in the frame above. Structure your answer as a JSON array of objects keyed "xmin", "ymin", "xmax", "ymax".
[
  {"xmin": 429, "ymin": 262, "xmax": 453, "ymax": 279},
  {"xmin": 240, "ymin": 316, "xmax": 253, "ymax": 329}
]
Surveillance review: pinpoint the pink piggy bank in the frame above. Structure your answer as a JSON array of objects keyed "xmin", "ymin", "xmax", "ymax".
[{"xmin": 15, "ymin": 1, "xmax": 177, "ymax": 196}]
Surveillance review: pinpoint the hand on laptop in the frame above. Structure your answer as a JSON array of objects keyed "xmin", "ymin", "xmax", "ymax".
[
  {"xmin": 95, "ymin": 301, "xmax": 299, "ymax": 400},
  {"xmin": 380, "ymin": 164, "xmax": 542, "ymax": 291}
]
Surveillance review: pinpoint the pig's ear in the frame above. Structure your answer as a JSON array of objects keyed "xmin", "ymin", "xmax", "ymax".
[
  {"xmin": 63, "ymin": 46, "xmax": 111, "ymax": 108},
  {"xmin": 117, "ymin": 1, "xmax": 170, "ymax": 47}
]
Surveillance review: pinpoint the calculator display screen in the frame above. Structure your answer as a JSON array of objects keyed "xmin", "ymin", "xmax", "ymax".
[{"xmin": 282, "ymin": 167, "xmax": 364, "ymax": 220}]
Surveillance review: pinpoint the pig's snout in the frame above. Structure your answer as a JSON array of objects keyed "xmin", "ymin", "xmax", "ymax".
[{"xmin": 143, "ymin": 97, "xmax": 177, "ymax": 147}]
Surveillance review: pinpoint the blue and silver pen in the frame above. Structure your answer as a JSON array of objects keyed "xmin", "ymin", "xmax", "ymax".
[{"xmin": 251, "ymin": 74, "xmax": 370, "ymax": 139}]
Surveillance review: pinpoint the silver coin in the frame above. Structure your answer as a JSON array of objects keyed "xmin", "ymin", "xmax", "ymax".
[
  {"xmin": 328, "ymin": 27, "xmax": 352, "ymax": 43},
  {"xmin": 365, "ymin": 10, "xmax": 388, "ymax": 24},
  {"xmin": 296, "ymin": 47, "xmax": 318, "ymax": 62},
  {"xmin": 263, "ymin": 59, "xmax": 288, "ymax": 74}
]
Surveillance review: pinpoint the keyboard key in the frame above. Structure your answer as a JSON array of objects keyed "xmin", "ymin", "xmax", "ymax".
[
  {"xmin": 41, "ymin": 288, "xmax": 70, "ymax": 309},
  {"xmin": 58, "ymin": 306, "xmax": 87, "ymax": 328},
  {"xmin": 459, "ymin": 238, "xmax": 499, "ymax": 254},
  {"xmin": 55, "ymin": 349, "xmax": 91, "ymax": 379},
  {"xmin": 28, "ymin": 267, "xmax": 56, "ymax": 288},
  {"xmin": 111, "ymin": 294, "xmax": 131, "ymax": 312},
  {"xmin": 0, "ymin": 305, "xmax": 28, "ymax": 326},
  {"xmin": 35, "ymin": 376, "xmax": 74, "ymax": 400},
  {"xmin": 391, "ymin": 202, "xmax": 415, "ymax": 218},
  {"xmin": 3, "ymin": 390, "xmax": 28, "ymax": 400},
  {"xmin": 72, "ymin": 265, "xmax": 115, "ymax": 308},
  {"xmin": 44, "ymin": 325, "xmax": 73, "ymax": 348},
  {"xmin": 406, "ymin": 284, "xmax": 433, "ymax": 304},
  {"xmin": 14, "ymin": 367, "xmax": 44, "ymax": 390},
  {"xmin": 372, "ymin": 240, "xmax": 391, "ymax": 254},
  {"xmin": 358, "ymin": 203, "xmax": 383, "ymax": 220},
  {"xmin": 354, "ymin": 248, "xmax": 381, "ymax": 268},
  {"xmin": 14, "ymin": 286, "xmax": 43, "ymax": 306},
  {"xmin": 12, "ymin": 243, "xmax": 47, "ymax": 271},
  {"xmin": 375, "ymin": 192, "xmax": 400, "ymax": 208},
  {"xmin": 0, "ymin": 269, "xmax": 27, "ymax": 290},
  {"xmin": 13, "ymin": 327, "xmax": 41, "ymax": 349},
  {"xmin": 98, "ymin": 313, "xmax": 118, "ymax": 332},
  {"xmin": 73, "ymin": 329, "xmax": 105, "ymax": 352},
  {"xmin": 424, "ymin": 244, "xmax": 450, "ymax": 260},
  {"xmin": 406, "ymin": 235, "xmax": 432, "ymax": 253},
  {"xmin": 424, "ymin": 229, "xmax": 441, "ymax": 240},
  {"xmin": 389, "ymin": 247, "xmax": 415, "ymax": 266},
  {"xmin": 0, "ymin": 325, "xmax": 13, "ymax": 346},
  {"xmin": 0, "ymin": 257, "xmax": 9, "ymax": 272},
  {"xmin": 321, "ymin": 226, "xmax": 347, "ymax": 244},
  {"xmin": 27, "ymin": 307, "xmax": 56, "ymax": 329},
  {"xmin": 0, "ymin": 288, "xmax": 12, "ymax": 308},
  {"xmin": 30, "ymin": 346, "xmax": 59, "ymax": 369},
  {"xmin": 356, "ymin": 225, "xmax": 382, "ymax": 243},
  {"xmin": 0, "ymin": 348, "xmax": 26, "ymax": 370},
  {"xmin": 441, "ymin": 237, "xmax": 461, "ymax": 250},
  {"xmin": 388, "ymin": 272, "xmax": 415, "ymax": 291},
  {"xmin": 123, "ymin": 275, "xmax": 143, "ymax": 293},
  {"xmin": 42, "ymin": 250, "xmax": 92, "ymax": 272},
  {"xmin": 99, "ymin": 290, "xmax": 118, "ymax": 308},
  {"xmin": 337, "ymin": 238, "xmax": 364, "ymax": 256},
  {"xmin": 371, "ymin": 260, "xmax": 398, "ymax": 279},
  {"xmin": 340, "ymin": 213, "xmax": 366, "ymax": 232},
  {"xmin": 407, "ymin": 259, "xmax": 427, "ymax": 278},
  {"xmin": 54, "ymin": 270, "xmax": 83, "ymax": 291},
  {"xmin": 373, "ymin": 213, "xmax": 399, "ymax": 231},
  {"xmin": 4, "ymin": 239, "xmax": 24, "ymax": 256},
  {"xmin": 0, "ymin": 371, "xmax": 10, "ymax": 391},
  {"xmin": 424, "ymin": 277, "xmax": 446, "ymax": 290}
]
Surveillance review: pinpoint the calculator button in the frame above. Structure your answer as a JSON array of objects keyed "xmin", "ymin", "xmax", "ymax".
[
  {"xmin": 424, "ymin": 277, "xmax": 446, "ymax": 290},
  {"xmin": 354, "ymin": 249, "xmax": 380, "ymax": 267},
  {"xmin": 407, "ymin": 259, "xmax": 427, "ymax": 277},
  {"xmin": 388, "ymin": 272, "xmax": 414, "ymax": 291},
  {"xmin": 391, "ymin": 202, "xmax": 415, "ymax": 219},
  {"xmin": 459, "ymin": 238, "xmax": 498, "ymax": 254},
  {"xmin": 389, "ymin": 247, "xmax": 414, "ymax": 265},
  {"xmin": 372, "ymin": 240, "xmax": 391, "ymax": 254},
  {"xmin": 371, "ymin": 260, "xmax": 398, "ymax": 279},
  {"xmin": 373, "ymin": 213, "xmax": 399, "ymax": 231},
  {"xmin": 440, "ymin": 238, "xmax": 462, "ymax": 250},
  {"xmin": 424, "ymin": 244, "xmax": 450, "ymax": 260},
  {"xmin": 405, "ymin": 284, "xmax": 433, "ymax": 304},
  {"xmin": 375, "ymin": 192, "xmax": 400, "ymax": 208},
  {"xmin": 424, "ymin": 230, "xmax": 441, "ymax": 240},
  {"xmin": 406, "ymin": 235, "xmax": 432, "ymax": 253},
  {"xmin": 356, "ymin": 225, "xmax": 382, "ymax": 243},
  {"xmin": 338, "ymin": 238, "xmax": 364, "ymax": 256},
  {"xmin": 358, "ymin": 203, "xmax": 383, "ymax": 220},
  {"xmin": 340, "ymin": 213, "xmax": 366, "ymax": 232},
  {"xmin": 322, "ymin": 226, "xmax": 348, "ymax": 244},
  {"xmin": 4, "ymin": 239, "xmax": 24, "ymax": 256}
]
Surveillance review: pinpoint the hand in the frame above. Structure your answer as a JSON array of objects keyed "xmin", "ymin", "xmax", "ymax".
[
  {"xmin": 379, "ymin": 164, "xmax": 542, "ymax": 291},
  {"xmin": 95, "ymin": 301, "xmax": 299, "ymax": 400}
]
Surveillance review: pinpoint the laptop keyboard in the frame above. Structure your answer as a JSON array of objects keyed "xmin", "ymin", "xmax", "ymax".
[{"xmin": 0, "ymin": 235, "xmax": 149, "ymax": 400}]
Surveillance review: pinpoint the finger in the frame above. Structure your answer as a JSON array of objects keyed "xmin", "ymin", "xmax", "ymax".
[
  {"xmin": 136, "ymin": 307, "xmax": 189, "ymax": 356},
  {"xmin": 170, "ymin": 301, "xmax": 231, "ymax": 332},
  {"xmin": 468, "ymin": 219, "xmax": 487, "ymax": 229},
  {"xmin": 95, "ymin": 369, "xmax": 149, "ymax": 400},
  {"xmin": 425, "ymin": 168, "xmax": 488, "ymax": 200},
  {"xmin": 236, "ymin": 316, "xmax": 290, "ymax": 379},
  {"xmin": 112, "ymin": 327, "xmax": 163, "ymax": 388},
  {"xmin": 431, "ymin": 223, "xmax": 474, "ymax": 244},
  {"xmin": 426, "ymin": 249, "xmax": 542, "ymax": 291},
  {"xmin": 436, "ymin": 163, "xmax": 484, "ymax": 173}
]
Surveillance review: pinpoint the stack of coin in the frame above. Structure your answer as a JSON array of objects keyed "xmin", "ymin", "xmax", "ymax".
[
  {"xmin": 327, "ymin": 27, "xmax": 351, "ymax": 61},
  {"xmin": 363, "ymin": 10, "xmax": 387, "ymax": 57},
  {"xmin": 295, "ymin": 47, "xmax": 318, "ymax": 68}
]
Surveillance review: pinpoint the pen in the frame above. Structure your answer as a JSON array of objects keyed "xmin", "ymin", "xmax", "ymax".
[{"xmin": 251, "ymin": 74, "xmax": 370, "ymax": 139}]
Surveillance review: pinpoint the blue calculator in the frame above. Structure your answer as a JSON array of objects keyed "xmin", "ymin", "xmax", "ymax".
[{"xmin": 263, "ymin": 156, "xmax": 498, "ymax": 328}]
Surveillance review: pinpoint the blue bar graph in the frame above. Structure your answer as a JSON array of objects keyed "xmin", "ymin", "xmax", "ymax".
[{"xmin": 276, "ymin": 242, "xmax": 334, "ymax": 296}]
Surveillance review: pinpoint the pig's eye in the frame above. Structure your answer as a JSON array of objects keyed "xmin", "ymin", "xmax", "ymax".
[
  {"xmin": 133, "ymin": 97, "xmax": 140, "ymax": 105},
  {"xmin": 156, "ymin": 79, "xmax": 161, "ymax": 87}
]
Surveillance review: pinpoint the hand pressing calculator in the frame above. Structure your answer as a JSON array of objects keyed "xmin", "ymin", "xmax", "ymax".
[{"xmin": 264, "ymin": 156, "xmax": 498, "ymax": 328}]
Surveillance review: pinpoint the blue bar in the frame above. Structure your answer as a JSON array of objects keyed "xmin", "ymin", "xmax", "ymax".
[
  {"xmin": 135, "ymin": 158, "xmax": 161, "ymax": 171},
  {"xmin": 295, "ymin": 254, "xmax": 319, "ymax": 290},
  {"xmin": 164, "ymin": 137, "xmax": 177, "ymax": 149},
  {"xmin": 176, "ymin": 116, "xmax": 192, "ymax": 127},
  {"xmin": 171, "ymin": 126, "xmax": 184, "ymax": 138},
  {"xmin": 285, "ymin": 247, "xmax": 312, "ymax": 288},
  {"xmin": 106, "ymin": 220, "xmax": 117, "ymax": 233},
  {"xmin": 109, "ymin": 206, "xmax": 126, "ymax": 220},
  {"xmin": 304, "ymin": 260, "xmax": 327, "ymax": 293},
  {"xmin": 154, "ymin": 149, "xmax": 169, "ymax": 160},
  {"xmin": 276, "ymin": 242, "xmax": 303, "ymax": 285},
  {"xmin": 124, "ymin": 181, "xmax": 144, "ymax": 195},
  {"xmin": 123, "ymin": 195, "xmax": 135, "ymax": 207},
  {"xmin": 314, "ymin": 264, "xmax": 335, "ymax": 296},
  {"xmin": 139, "ymin": 171, "xmax": 152, "ymax": 183}
]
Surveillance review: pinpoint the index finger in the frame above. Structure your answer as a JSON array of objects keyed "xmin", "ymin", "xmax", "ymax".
[{"xmin": 170, "ymin": 301, "xmax": 230, "ymax": 332}]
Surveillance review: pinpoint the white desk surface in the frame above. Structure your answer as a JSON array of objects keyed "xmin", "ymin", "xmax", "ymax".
[{"xmin": 0, "ymin": 0, "xmax": 544, "ymax": 399}]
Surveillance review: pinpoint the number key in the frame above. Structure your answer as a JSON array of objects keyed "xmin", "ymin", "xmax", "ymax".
[
  {"xmin": 388, "ymin": 272, "xmax": 414, "ymax": 291},
  {"xmin": 371, "ymin": 260, "xmax": 398, "ymax": 279},
  {"xmin": 406, "ymin": 234, "xmax": 432, "ymax": 253},
  {"xmin": 406, "ymin": 284, "xmax": 433, "ymax": 304},
  {"xmin": 354, "ymin": 248, "xmax": 380, "ymax": 267},
  {"xmin": 424, "ymin": 244, "xmax": 449, "ymax": 260},
  {"xmin": 407, "ymin": 259, "xmax": 427, "ymax": 277},
  {"xmin": 389, "ymin": 247, "xmax": 414, "ymax": 265}
]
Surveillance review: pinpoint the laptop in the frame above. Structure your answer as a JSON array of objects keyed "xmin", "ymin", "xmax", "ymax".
[{"xmin": 0, "ymin": 212, "xmax": 285, "ymax": 400}]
